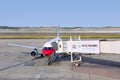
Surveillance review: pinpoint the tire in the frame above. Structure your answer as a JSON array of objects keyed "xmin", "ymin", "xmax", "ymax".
[{"xmin": 74, "ymin": 62, "xmax": 80, "ymax": 67}]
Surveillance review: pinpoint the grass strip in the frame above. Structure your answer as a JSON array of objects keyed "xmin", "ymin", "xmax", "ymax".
[{"xmin": 0, "ymin": 35, "xmax": 120, "ymax": 39}]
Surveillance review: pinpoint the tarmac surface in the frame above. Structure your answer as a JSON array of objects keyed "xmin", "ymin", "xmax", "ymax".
[{"xmin": 0, "ymin": 39, "xmax": 120, "ymax": 80}]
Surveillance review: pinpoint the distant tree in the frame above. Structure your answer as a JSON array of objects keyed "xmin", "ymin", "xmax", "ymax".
[{"xmin": 0, "ymin": 26, "xmax": 21, "ymax": 29}]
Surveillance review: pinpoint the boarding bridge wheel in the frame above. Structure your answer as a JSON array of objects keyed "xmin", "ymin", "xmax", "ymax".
[{"xmin": 74, "ymin": 62, "xmax": 80, "ymax": 67}]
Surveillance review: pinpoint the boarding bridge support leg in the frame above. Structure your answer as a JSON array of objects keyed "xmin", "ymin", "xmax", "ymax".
[
  {"xmin": 71, "ymin": 53, "xmax": 82, "ymax": 67},
  {"xmin": 71, "ymin": 52, "xmax": 73, "ymax": 63}
]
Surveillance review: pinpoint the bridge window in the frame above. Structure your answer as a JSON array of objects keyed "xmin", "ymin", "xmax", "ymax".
[{"xmin": 72, "ymin": 45, "xmax": 76, "ymax": 49}]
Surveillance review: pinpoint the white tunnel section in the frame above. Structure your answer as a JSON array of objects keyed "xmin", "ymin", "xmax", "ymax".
[
  {"xmin": 100, "ymin": 40, "xmax": 120, "ymax": 54},
  {"xmin": 57, "ymin": 40, "xmax": 100, "ymax": 54},
  {"xmin": 57, "ymin": 39, "xmax": 120, "ymax": 54}
]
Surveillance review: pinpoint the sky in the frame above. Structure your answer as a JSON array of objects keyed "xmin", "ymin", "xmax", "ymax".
[{"xmin": 0, "ymin": 0, "xmax": 120, "ymax": 27}]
